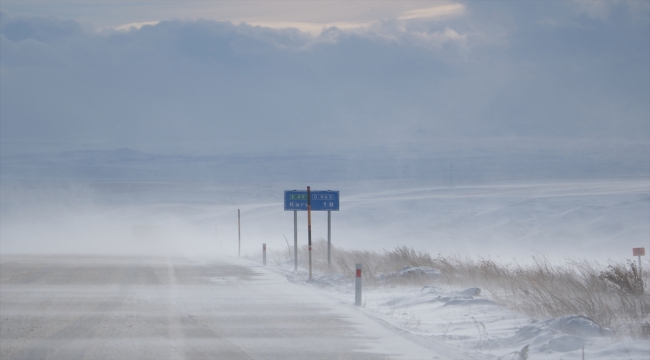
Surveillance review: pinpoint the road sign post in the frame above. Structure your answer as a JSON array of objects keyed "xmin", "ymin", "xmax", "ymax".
[
  {"xmin": 328, "ymin": 210, "xmax": 331, "ymax": 268},
  {"xmin": 284, "ymin": 190, "xmax": 339, "ymax": 278},
  {"xmin": 307, "ymin": 187, "xmax": 312, "ymax": 280},
  {"xmin": 294, "ymin": 210, "xmax": 298, "ymax": 272}
]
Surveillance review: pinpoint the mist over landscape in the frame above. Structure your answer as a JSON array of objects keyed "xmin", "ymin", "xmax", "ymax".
[
  {"xmin": 1, "ymin": 145, "xmax": 648, "ymax": 260},
  {"xmin": 0, "ymin": 1, "xmax": 649, "ymax": 359},
  {"xmin": 1, "ymin": 0, "xmax": 648, "ymax": 260}
]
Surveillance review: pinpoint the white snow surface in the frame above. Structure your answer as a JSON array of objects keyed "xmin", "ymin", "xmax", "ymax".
[
  {"xmin": 1, "ymin": 179, "xmax": 649, "ymax": 358},
  {"xmin": 274, "ymin": 263, "xmax": 650, "ymax": 360},
  {"xmin": 1, "ymin": 179, "xmax": 648, "ymax": 263}
]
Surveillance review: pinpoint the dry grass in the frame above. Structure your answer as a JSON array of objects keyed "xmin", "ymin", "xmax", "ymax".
[
  {"xmin": 272, "ymin": 239, "xmax": 435, "ymax": 284},
  {"xmin": 270, "ymin": 239, "xmax": 650, "ymax": 338},
  {"xmin": 430, "ymin": 255, "xmax": 650, "ymax": 338}
]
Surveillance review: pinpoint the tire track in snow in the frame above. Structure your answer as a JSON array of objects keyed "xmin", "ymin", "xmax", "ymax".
[
  {"xmin": 166, "ymin": 257, "xmax": 186, "ymax": 360},
  {"xmin": 165, "ymin": 258, "xmax": 254, "ymax": 360},
  {"xmin": 7, "ymin": 262, "xmax": 142, "ymax": 360}
]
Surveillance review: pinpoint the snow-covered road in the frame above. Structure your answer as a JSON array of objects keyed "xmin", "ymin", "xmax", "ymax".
[{"xmin": 1, "ymin": 255, "xmax": 468, "ymax": 360}]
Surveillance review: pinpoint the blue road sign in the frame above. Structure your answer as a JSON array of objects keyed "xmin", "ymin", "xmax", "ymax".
[{"xmin": 284, "ymin": 190, "xmax": 339, "ymax": 211}]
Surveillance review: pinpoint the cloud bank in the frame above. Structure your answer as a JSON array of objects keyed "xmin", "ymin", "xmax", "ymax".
[{"xmin": 0, "ymin": 1, "xmax": 648, "ymax": 155}]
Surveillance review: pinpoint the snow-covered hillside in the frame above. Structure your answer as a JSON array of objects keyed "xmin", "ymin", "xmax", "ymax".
[{"xmin": 1, "ymin": 178, "xmax": 648, "ymax": 262}]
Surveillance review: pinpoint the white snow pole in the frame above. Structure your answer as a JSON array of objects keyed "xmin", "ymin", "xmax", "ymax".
[
  {"xmin": 633, "ymin": 247, "xmax": 645, "ymax": 276},
  {"xmin": 355, "ymin": 264, "xmax": 362, "ymax": 306},
  {"xmin": 263, "ymin": 243, "xmax": 266, "ymax": 266}
]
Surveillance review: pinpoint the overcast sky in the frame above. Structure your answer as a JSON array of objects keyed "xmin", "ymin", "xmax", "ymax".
[{"xmin": 1, "ymin": 1, "xmax": 648, "ymax": 155}]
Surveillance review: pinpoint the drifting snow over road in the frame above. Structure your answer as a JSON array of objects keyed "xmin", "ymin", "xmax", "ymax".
[{"xmin": 1, "ymin": 255, "xmax": 467, "ymax": 360}]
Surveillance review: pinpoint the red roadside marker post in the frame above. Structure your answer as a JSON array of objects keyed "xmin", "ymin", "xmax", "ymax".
[
  {"xmin": 633, "ymin": 247, "xmax": 645, "ymax": 275},
  {"xmin": 355, "ymin": 264, "xmax": 362, "ymax": 306},
  {"xmin": 263, "ymin": 243, "xmax": 267, "ymax": 266}
]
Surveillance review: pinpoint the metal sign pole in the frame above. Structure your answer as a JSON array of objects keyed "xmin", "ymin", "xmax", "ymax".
[
  {"xmin": 284, "ymin": 189, "xmax": 339, "ymax": 275},
  {"xmin": 238, "ymin": 209, "xmax": 241, "ymax": 257},
  {"xmin": 294, "ymin": 210, "xmax": 298, "ymax": 272},
  {"xmin": 328, "ymin": 210, "xmax": 331, "ymax": 268},
  {"xmin": 307, "ymin": 186, "xmax": 312, "ymax": 280}
]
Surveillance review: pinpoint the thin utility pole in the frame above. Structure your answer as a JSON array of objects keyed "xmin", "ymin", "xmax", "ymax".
[
  {"xmin": 327, "ymin": 210, "xmax": 331, "ymax": 268},
  {"xmin": 238, "ymin": 209, "xmax": 241, "ymax": 257},
  {"xmin": 307, "ymin": 186, "xmax": 312, "ymax": 280},
  {"xmin": 294, "ymin": 210, "xmax": 298, "ymax": 272}
]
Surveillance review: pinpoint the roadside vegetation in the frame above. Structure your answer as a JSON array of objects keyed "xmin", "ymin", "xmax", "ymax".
[{"xmin": 270, "ymin": 239, "xmax": 650, "ymax": 338}]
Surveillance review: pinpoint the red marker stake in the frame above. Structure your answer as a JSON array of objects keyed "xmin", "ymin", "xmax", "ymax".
[
  {"xmin": 355, "ymin": 264, "xmax": 362, "ymax": 306},
  {"xmin": 307, "ymin": 186, "xmax": 312, "ymax": 280}
]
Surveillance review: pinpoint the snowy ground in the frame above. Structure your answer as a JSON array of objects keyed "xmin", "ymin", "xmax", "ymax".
[
  {"xmin": 273, "ymin": 263, "xmax": 650, "ymax": 360},
  {"xmin": 2, "ymin": 253, "xmax": 647, "ymax": 359},
  {"xmin": 1, "ymin": 179, "xmax": 649, "ymax": 358},
  {"xmin": 1, "ymin": 179, "xmax": 648, "ymax": 262}
]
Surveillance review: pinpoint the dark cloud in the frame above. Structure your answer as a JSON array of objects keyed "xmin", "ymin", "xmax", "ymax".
[
  {"xmin": 0, "ymin": 12, "xmax": 83, "ymax": 43},
  {"xmin": 0, "ymin": 3, "xmax": 648, "ymax": 155}
]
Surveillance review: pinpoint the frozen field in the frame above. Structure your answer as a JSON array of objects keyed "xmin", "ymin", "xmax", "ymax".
[{"xmin": 1, "ymin": 179, "xmax": 648, "ymax": 261}]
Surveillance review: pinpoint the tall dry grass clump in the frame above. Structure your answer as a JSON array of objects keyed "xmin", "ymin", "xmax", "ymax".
[
  {"xmin": 430, "ymin": 255, "xmax": 650, "ymax": 338},
  {"xmin": 277, "ymin": 239, "xmax": 436, "ymax": 284},
  {"xmin": 268, "ymin": 239, "xmax": 650, "ymax": 338}
]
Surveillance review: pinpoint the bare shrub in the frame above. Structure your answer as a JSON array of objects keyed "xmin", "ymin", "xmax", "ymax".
[
  {"xmin": 272, "ymin": 239, "xmax": 436, "ymax": 285},
  {"xmin": 599, "ymin": 260, "xmax": 645, "ymax": 295}
]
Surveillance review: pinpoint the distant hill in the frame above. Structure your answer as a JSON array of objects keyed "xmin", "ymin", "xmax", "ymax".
[
  {"xmin": 58, "ymin": 148, "xmax": 159, "ymax": 162},
  {"xmin": 97, "ymin": 148, "xmax": 159, "ymax": 162},
  {"xmin": 2, "ymin": 144, "xmax": 648, "ymax": 183}
]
